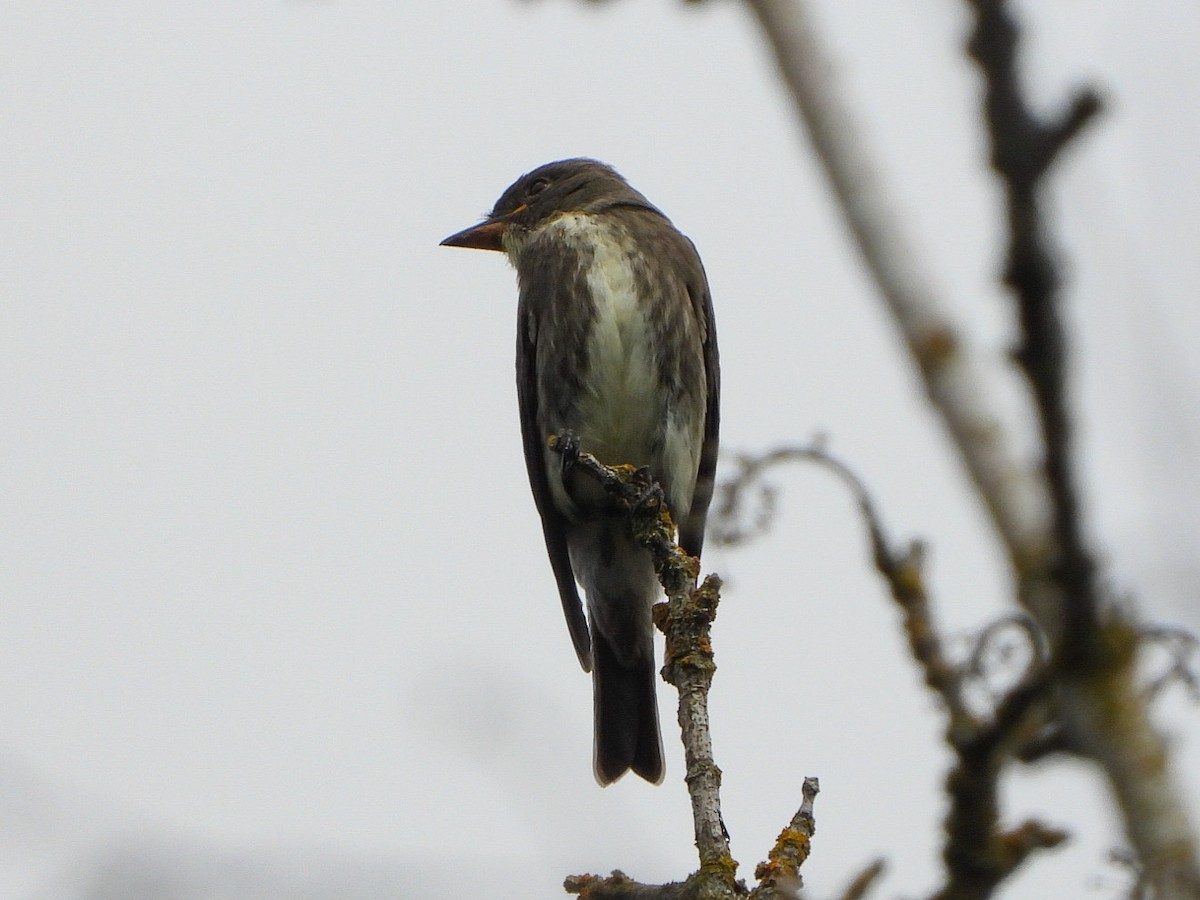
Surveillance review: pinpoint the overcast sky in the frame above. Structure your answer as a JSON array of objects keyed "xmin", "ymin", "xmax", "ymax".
[{"xmin": 2, "ymin": 1, "xmax": 1199, "ymax": 898}]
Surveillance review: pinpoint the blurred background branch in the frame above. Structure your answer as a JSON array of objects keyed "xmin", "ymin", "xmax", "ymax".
[{"xmin": 727, "ymin": 0, "xmax": 1200, "ymax": 895}]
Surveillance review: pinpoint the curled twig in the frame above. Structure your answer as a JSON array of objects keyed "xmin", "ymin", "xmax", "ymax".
[
  {"xmin": 709, "ymin": 443, "xmax": 821, "ymax": 547},
  {"xmin": 1141, "ymin": 626, "xmax": 1200, "ymax": 703},
  {"xmin": 711, "ymin": 442, "xmax": 974, "ymax": 730},
  {"xmin": 966, "ymin": 614, "xmax": 1046, "ymax": 684},
  {"xmin": 1104, "ymin": 847, "xmax": 1150, "ymax": 900},
  {"xmin": 961, "ymin": 613, "xmax": 1047, "ymax": 713}
]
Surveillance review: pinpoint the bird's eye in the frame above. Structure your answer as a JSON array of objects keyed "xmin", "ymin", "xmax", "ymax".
[{"xmin": 528, "ymin": 177, "xmax": 551, "ymax": 197}]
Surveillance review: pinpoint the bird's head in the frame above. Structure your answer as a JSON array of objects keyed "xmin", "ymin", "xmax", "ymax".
[{"xmin": 439, "ymin": 158, "xmax": 658, "ymax": 255}]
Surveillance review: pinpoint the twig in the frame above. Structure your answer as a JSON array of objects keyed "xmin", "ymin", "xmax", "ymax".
[
  {"xmin": 935, "ymin": 671, "xmax": 1067, "ymax": 899},
  {"xmin": 712, "ymin": 443, "xmax": 974, "ymax": 731},
  {"xmin": 750, "ymin": 776, "xmax": 819, "ymax": 899},
  {"xmin": 837, "ymin": 858, "xmax": 886, "ymax": 900},
  {"xmin": 962, "ymin": 613, "xmax": 1046, "ymax": 709},
  {"xmin": 713, "ymin": 443, "xmax": 1066, "ymax": 895}
]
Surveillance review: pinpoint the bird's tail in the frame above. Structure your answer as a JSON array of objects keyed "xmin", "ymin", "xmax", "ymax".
[{"xmin": 592, "ymin": 627, "xmax": 664, "ymax": 785}]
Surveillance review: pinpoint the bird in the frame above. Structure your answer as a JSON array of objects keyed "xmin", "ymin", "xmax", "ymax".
[{"xmin": 440, "ymin": 158, "xmax": 719, "ymax": 785}]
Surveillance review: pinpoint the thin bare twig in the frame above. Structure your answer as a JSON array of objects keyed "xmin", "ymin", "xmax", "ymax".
[
  {"xmin": 715, "ymin": 443, "xmax": 1066, "ymax": 896},
  {"xmin": 712, "ymin": 443, "xmax": 975, "ymax": 730}
]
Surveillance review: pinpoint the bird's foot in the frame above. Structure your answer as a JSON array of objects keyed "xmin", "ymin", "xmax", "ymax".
[
  {"xmin": 628, "ymin": 470, "xmax": 666, "ymax": 517},
  {"xmin": 550, "ymin": 430, "xmax": 581, "ymax": 479}
]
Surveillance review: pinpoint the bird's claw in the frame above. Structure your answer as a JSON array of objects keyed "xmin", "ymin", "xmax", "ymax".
[
  {"xmin": 629, "ymin": 476, "xmax": 665, "ymax": 517},
  {"xmin": 553, "ymin": 430, "xmax": 581, "ymax": 478}
]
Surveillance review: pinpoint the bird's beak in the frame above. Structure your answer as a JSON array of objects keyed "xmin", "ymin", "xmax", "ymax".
[
  {"xmin": 439, "ymin": 218, "xmax": 507, "ymax": 251},
  {"xmin": 439, "ymin": 204, "xmax": 527, "ymax": 252}
]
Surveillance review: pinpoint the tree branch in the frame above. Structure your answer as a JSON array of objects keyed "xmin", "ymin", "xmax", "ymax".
[
  {"xmin": 963, "ymin": 0, "xmax": 1103, "ymax": 657},
  {"xmin": 552, "ymin": 442, "xmax": 826, "ymax": 899},
  {"xmin": 741, "ymin": 0, "xmax": 1055, "ymax": 591},
  {"xmin": 551, "ymin": 442, "xmax": 741, "ymax": 897},
  {"xmin": 962, "ymin": 3, "xmax": 1200, "ymax": 894}
]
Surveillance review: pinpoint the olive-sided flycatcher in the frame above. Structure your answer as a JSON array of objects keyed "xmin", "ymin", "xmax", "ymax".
[{"xmin": 440, "ymin": 159, "xmax": 719, "ymax": 785}]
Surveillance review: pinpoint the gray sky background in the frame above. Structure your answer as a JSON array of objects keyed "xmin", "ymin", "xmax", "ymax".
[{"xmin": 3, "ymin": 1, "xmax": 1199, "ymax": 897}]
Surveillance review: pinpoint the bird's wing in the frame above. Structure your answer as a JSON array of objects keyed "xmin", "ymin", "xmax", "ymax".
[
  {"xmin": 516, "ymin": 300, "xmax": 593, "ymax": 672},
  {"xmin": 678, "ymin": 244, "xmax": 720, "ymax": 560}
]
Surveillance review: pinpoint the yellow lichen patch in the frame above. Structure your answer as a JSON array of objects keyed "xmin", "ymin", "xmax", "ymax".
[
  {"xmin": 561, "ymin": 872, "xmax": 600, "ymax": 895},
  {"xmin": 755, "ymin": 826, "xmax": 812, "ymax": 883},
  {"xmin": 697, "ymin": 853, "xmax": 740, "ymax": 882},
  {"xmin": 775, "ymin": 828, "xmax": 811, "ymax": 854}
]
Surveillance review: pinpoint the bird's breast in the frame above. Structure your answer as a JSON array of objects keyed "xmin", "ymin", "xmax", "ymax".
[{"xmin": 548, "ymin": 214, "xmax": 662, "ymax": 468}]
